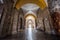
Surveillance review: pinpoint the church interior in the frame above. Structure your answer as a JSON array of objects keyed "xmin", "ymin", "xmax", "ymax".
[{"xmin": 0, "ymin": 0, "xmax": 60, "ymax": 40}]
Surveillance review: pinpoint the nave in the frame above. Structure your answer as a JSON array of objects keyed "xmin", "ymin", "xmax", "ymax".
[{"xmin": 0, "ymin": 0, "xmax": 60, "ymax": 40}]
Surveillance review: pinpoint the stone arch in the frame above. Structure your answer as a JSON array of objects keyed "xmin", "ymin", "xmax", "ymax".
[
  {"xmin": 27, "ymin": 19, "xmax": 34, "ymax": 28},
  {"xmin": 24, "ymin": 14, "xmax": 37, "ymax": 19},
  {"xmin": 27, "ymin": 19, "xmax": 34, "ymax": 24},
  {"xmin": 25, "ymin": 14, "xmax": 36, "ymax": 28}
]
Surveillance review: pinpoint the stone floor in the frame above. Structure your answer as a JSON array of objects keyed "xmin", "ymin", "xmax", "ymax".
[{"xmin": 0, "ymin": 28, "xmax": 60, "ymax": 40}]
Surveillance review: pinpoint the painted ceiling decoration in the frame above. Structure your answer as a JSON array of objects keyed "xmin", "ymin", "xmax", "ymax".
[{"xmin": 15, "ymin": 0, "xmax": 47, "ymax": 10}]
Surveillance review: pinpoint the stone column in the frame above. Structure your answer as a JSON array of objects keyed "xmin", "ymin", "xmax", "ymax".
[
  {"xmin": 7, "ymin": 8, "xmax": 14, "ymax": 35},
  {"xmin": 43, "ymin": 17, "xmax": 51, "ymax": 34},
  {"xmin": 17, "ymin": 11, "xmax": 19, "ymax": 32},
  {"xmin": 0, "ymin": 8, "xmax": 7, "ymax": 36},
  {"xmin": 12, "ymin": 9, "xmax": 18, "ymax": 34},
  {"xmin": 22, "ymin": 16, "xmax": 25, "ymax": 29}
]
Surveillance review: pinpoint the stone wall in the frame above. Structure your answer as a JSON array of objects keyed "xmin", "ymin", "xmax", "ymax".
[
  {"xmin": 17, "ymin": 8, "xmax": 24, "ymax": 31},
  {"xmin": 52, "ymin": 12, "xmax": 60, "ymax": 35},
  {"xmin": 12, "ymin": 9, "xmax": 19, "ymax": 34},
  {"xmin": 48, "ymin": 0, "xmax": 60, "ymax": 35},
  {"xmin": 37, "ymin": 8, "xmax": 53, "ymax": 34},
  {"xmin": 0, "ymin": 0, "xmax": 14, "ymax": 37}
]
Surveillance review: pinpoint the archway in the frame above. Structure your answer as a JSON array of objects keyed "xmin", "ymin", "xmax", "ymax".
[
  {"xmin": 27, "ymin": 19, "xmax": 34, "ymax": 28},
  {"xmin": 25, "ymin": 14, "xmax": 36, "ymax": 29},
  {"xmin": 20, "ymin": 3, "xmax": 38, "ymax": 29}
]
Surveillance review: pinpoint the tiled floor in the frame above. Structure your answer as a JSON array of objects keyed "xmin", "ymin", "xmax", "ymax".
[{"xmin": 0, "ymin": 28, "xmax": 60, "ymax": 40}]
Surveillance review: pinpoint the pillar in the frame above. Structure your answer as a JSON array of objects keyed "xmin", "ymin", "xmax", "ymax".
[
  {"xmin": 43, "ymin": 17, "xmax": 51, "ymax": 34},
  {"xmin": 0, "ymin": 8, "xmax": 7, "ymax": 37},
  {"xmin": 12, "ymin": 8, "xmax": 19, "ymax": 34}
]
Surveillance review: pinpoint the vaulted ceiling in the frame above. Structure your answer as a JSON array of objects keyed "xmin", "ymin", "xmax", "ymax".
[{"xmin": 15, "ymin": 0, "xmax": 48, "ymax": 10}]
